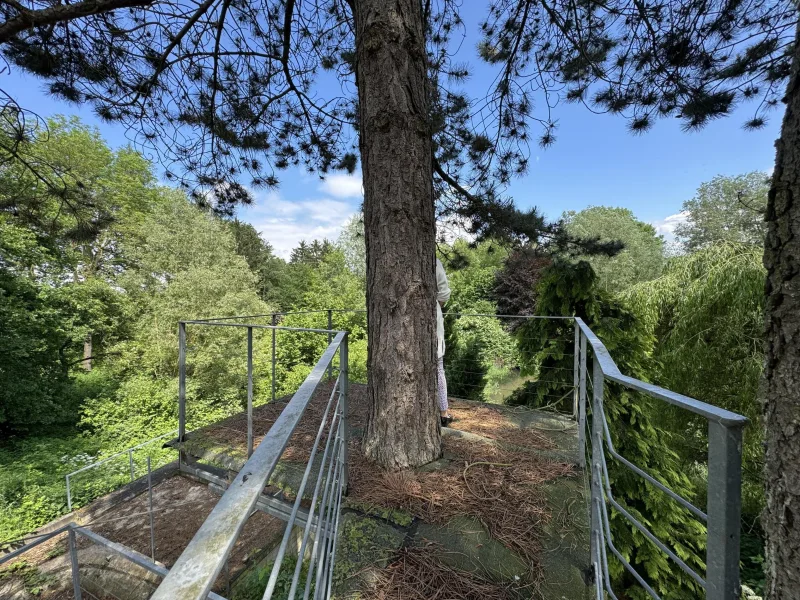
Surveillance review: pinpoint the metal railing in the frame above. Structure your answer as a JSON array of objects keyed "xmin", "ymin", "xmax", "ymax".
[
  {"xmin": 65, "ymin": 430, "xmax": 177, "ymax": 512},
  {"xmin": 0, "ymin": 522, "xmax": 228, "ymax": 600},
  {"xmin": 574, "ymin": 317, "xmax": 747, "ymax": 600},
  {"xmin": 149, "ymin": 318, "xmax": 350, "ymax": 600},
  {"xmin": 192, "ymin": 309, "xmax": 747, "ymax": 599}
]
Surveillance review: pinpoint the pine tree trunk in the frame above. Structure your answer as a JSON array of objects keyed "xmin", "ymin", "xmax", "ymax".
[
  {"xmin": 83, "ymin": 333, "xmax": 93, "ymax": 371},
  {"xmin": 354, "ymin": 0, "xmax": 441, "ymax": 468},
  {"xmin": 762, "ymin": 22, "xmax": 800, "ymax": 599}
]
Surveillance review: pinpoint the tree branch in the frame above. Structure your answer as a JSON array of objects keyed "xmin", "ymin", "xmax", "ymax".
[
  {"xmin": 0, "ymin": 0, "xmax": 155, "ymax": 44},
  {"xmin": 433, "ymin": 156, "xmax": 480, "ymax": 205}
]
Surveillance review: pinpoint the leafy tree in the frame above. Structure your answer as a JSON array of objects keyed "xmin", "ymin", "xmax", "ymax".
[
  {"xmin": 276, "ymin": 250, "xmax": 368, "ymax": 388},
  {"xmin": 0, "ymin": 229, "xmax": 71, "ymax": 431},
  {"xmin": 563, "ymin": 207, "xmax": 665, "ymax": 291},
  {"xmin": 82, "ymin": 192, "xmax": 270, "ymax": 446},
  {"xmin": 493, "ymin": 248, "xmax": 552, "ymax": 321},
  {"xmin": 516, "ymin": 260, "xmax": 705, "ymax": 599},
  {"xmin": 337, "ymin": 214, "xmax": 366, "ymax": 283},
  {"xmin": 437, "ymin": 240, "xmax": 518, "ymax": 402},
  {"xmin": 227, "ymin": 219, "xmax": 289, "ymax": 306},
  {"xmin": 0, "ymin": 117, "xmax": 162, "ymax": 430},
  {"xmin": 674, "ymin": 172, "xmax": 770, "ymax": 251},
  {"xmin": 0, "ymin": 115, "xmax": 161, "ymax": 369}
]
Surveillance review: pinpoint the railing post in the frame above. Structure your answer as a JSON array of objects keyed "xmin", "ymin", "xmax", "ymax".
[
  {"xmin": 68, "ymin": 527, "xmax": 82, "ymax": 600},
  {"xmin": 247, "ymin": 326, "xmax": 254, "ymax": 457},
  {"xmin": 148, "ymin": 456, "xmax": 156, "ymax": 562},
  {"xmin": 66, "ymin": 475, "xmax": 72, "ymax": 512},
  {"xmin": 340, "ymin": 333, "xmax": 350, "ymax": 493},
  {"xmin": 573, "ymin": 321, "xmax": 580, "ymax": 419},
  {"xmin": 271, "ymin": 313, "xmax": 277, "ymax": 402},
  {"xmin": 706, "ymin": 421, "xmax": 743, "ymax": 600},
  {"xmin": 128, "ymin": 448, "xmax": 135, "ymax": 481},
  {"xmin": 178, "ymin": 322, "xmax": 186, "ymax": 445},
  {"xmin": 590, "ymin": 355, "xmax": 604, "ymax": 572},
  {"xmin": 327, "ymin": 309, "xmax": 333, "ymax": 380},
  {"xmin": 578, "ymin": 330, "xmax": 587, "ymax": 469}
]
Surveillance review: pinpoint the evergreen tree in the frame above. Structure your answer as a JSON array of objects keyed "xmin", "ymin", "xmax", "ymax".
[{"xmin": 1, "ymin": 0, "xmax": 627, "ymax": 468}]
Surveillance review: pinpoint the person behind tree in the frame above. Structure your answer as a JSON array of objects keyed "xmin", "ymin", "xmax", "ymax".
[{"xmin": 436, "ymin": 258, "xmax": 453, "ymax": 426}]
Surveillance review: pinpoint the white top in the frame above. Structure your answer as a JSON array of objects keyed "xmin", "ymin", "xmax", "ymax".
[{"xmin": 435, "ymin": 258, "xmax": 451, "ymax": 358}]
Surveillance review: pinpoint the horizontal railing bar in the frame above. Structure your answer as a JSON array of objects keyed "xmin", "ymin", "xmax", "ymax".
[
  {"xmin": 576, "ymin": 318, "xmax": 747, "ymax": 426},
  {"xmin": 0, "ymin": 525, "xmax": 71, "ymax": 565},
  {"xmin": 73, "ymin": 526, "xmax": 227, "ymax": 600},
  {"xmin": 66, "ymin": 430, "xmax": 178, "ymax": 479},
  {"xmin": 181, "ymin": 321, "xmax": 341, "ymax": 335},
  {"xmin": 599, "ymin": 406, "xmax": 708, "ymax": 522},
  {"xmin": 596, "ymin": 497, "xmax": 662, "ymax": 600},
  {"xmin": 151, "ymin": 331, "xmax": 346, "ymax": 600},
  {"xmin": 596, "ymin": 458, "xmax": 707, "ymax": 587},
  {"xmin": 186, "ymin": 310, "xmax": 576, "ymax": 323}
]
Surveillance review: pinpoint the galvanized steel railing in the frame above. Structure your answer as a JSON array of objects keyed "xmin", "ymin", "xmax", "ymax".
[
  {"xmin": 574, "ymin": 317, "xmax": 748, "ymax": 600},
  {"xmin": 150, "ymin": 318, "xmax": 350, "ymax": 600},
  {"xmin": 64, "ymin": 430, "xmax": 177, "ymax": 512},
  {"xmin": 28, "ymin": 309, "xmax": 746, "ymax": 600}
]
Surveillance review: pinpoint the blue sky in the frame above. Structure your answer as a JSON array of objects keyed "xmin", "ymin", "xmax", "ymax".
[{"xmin": 4, "ymin": 4, "xmax": 782, "ymax": 258}]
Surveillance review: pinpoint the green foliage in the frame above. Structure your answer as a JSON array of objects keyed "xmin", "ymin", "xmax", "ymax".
[
  {"xmin": 0, "ymin": 263, "xmax": 72, "ymax": 429},
  {"xmin": 445, "ymin": 304, "xmax": 519, "ymax": 401},
  {"xmin": 231, "ymin": 556, "xmax": 314, "ymax": 600},
  {"xmin": 275, "ymin": 250, "xmax": 368, "ymax": 388},
  {"xmin": 439, "ymin": 241, "xmax": 520, "ymax": 402},
  {"xmin": 0, "ymin": 430, "xmax": 99, "ymax": 541},
  {"xmin": 623, "ymin": 242, "xmax": 766, "ymax": 518},
  {"xmin": 81, "ymin": 194, "xmax": 271, "ymax": 446},
  {"xmin": 0, "ymin": 559, "xmax": 54, "ymax": 595},
  {"xmin": 563, "ymin": 206, "xmax": 665, "ymax": 292},
  {"xmin": 0, "ymin": 116, "xmax": 161, "ymax": 432},
  {"xmin": 228, "ymin": 219, "xmax": 290, "ymax": 307},
  {"xmin": 337, "ymin": 214, "xmax": 366, "ymax": 283},
  {"xmin": 674, "ymin": 172, "xmax": 769, "ymax": 251},
  {"xmin": 516, "ymin": 260, "xmax": 705, "ymax": 599}
]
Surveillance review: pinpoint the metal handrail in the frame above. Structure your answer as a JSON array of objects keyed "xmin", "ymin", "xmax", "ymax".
[
  {"xmin": 152, "ymin": 324, "xmax": 349, "ymax": 600},
  {"xmin": 575, "ymin": 319, "xmax": 746, "ymax": 426},
  {"xmin": 138, "ymin": 309, "xmax": 744, "ymax": 600},
  {"xmin": 575, "ymin": 317, "xmax": 747, "ymax": 600}
]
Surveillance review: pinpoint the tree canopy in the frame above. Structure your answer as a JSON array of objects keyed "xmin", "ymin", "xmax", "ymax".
[
  {"xmin": 563, "ymin": 206, "xmax": 665, "ymax": 291},
  {"xmin": 4, "ymin": 0, "xmax": 791, "ymax": 242},
  {"xmin": 674, "ymin": 172, "xmax": 770, "ymax": 251}
]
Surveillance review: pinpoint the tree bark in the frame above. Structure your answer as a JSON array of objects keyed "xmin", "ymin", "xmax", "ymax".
[
  {"xmin": 762, "ymin": 22, "xmax": 800, "ymax": 600},
  {"xmin": 82, "ymin": 333, "xmax": 93, "ymax": 371},
  {"xmin": 354, "ymin": 0, "xmax": 441, "ymax": 468}
]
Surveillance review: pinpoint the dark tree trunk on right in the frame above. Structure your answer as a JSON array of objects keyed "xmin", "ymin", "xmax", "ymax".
[
  {"xmin": 762, "ymin": 22, "xmax": 800, "ymax": 600},
  {"xmin": 354, "ymin": 0, "xmax": 441, "ymax": 469}
]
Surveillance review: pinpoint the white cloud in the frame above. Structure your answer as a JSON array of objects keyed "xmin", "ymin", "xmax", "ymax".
[
  {"xmin": 651, "ymin": 211, "xmax": 689, "ymax": 241},
  {"xmin": 318, "ymin": 173, "xmax": 363, "ymax": 199},
  {"xmin": 240, "ymin": 191, "xmax": 359, "ymax": 259}
]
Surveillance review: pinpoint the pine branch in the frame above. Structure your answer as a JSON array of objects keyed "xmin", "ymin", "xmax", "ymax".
[{"xmin": 0, "ymin": 0, "xmax": 154, "ymax": 44}]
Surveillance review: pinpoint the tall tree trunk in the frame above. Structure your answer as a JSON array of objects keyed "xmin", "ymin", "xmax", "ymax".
[
  {"xmin": 355, "ymin": 0, "xmax": 441, "ymax": 468},
  {"xmin": 82, "ymin": 333, "xmax": 93, "ymax": 371},
  {"xmin": 762, "ymin": 22, "xmax": 800, "ymax": 599}
]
